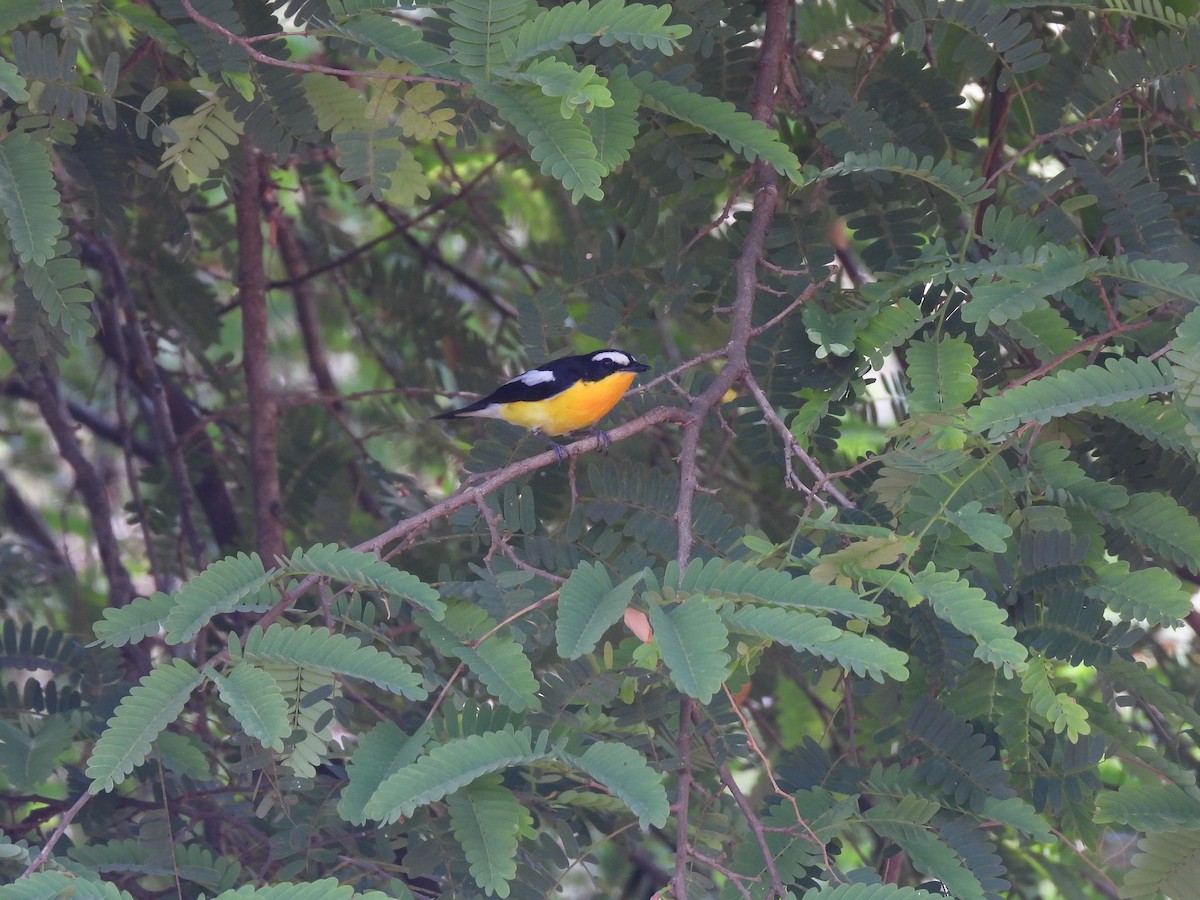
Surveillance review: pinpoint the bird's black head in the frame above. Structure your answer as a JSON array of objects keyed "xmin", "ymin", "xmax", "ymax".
[{"xmin": 584, "ymin": 349, "xmax": 650, "ymax": 380}]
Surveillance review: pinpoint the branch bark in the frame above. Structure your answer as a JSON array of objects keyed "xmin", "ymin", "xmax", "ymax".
[
  {"xmin": 672, "ymin": 0, "xmax": 790, "ymax": 570},
  {"xmin": 0, "ymin": 335, "xmax": 136, "ymax": 608},
  {"xmin": 237, "ymin": 142, "xmax": 284, "ymax": 561},
  {"xmin": 93, "ymin": 236, "xmax": 208, "ymax": 572}
]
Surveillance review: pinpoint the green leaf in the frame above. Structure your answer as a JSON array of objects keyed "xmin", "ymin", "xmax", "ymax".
[
  {"xmin": 905, "ymin": 697, "xmax": 1016, "ymax": 809},
  {"xmin": 799, "ymin": 885, "xmax": 942, "ymax": 899},
  {"xmin": 474, "ymin": 81, "xmax": 606, "ymax": 202},
  {"xmin": 159, "ymin": 94, "xmax": 245, "ymax": 191},
  {"xmin": 632, "ymin": 70, "xmax": 802, "ymax": 182},
  {"xmin": 339, "ymin": 720, "xmax": 431, "ymax": 825},
  {"xmin": 241, "ymin": 623, "xmax": 426, "ymax": 700},
  {"xmin": 907, "ymin": 334, "xmax": 978, "ymax": 412},
  {"xmin": 449, "ymin": 0, "xmax": 537, "ymax": 79},
  {"xmin": 207, "ymin": 662, "xmax": 290, "ymax": 752},
  {"xmin": 1095, "ymin": 782, "xmax": 1200, "ymax": 831},
  {"xmin": 943, "ymin": 501, "xmax": 1012, "ymax": 553},
  {"xmin": 1101, "ymin": 398, "xmax": 1193, "ymax": 457},
  {"xmin": 560, "ymin": 739, "xmax": 669, "ymax": 828},
  {"xmin": 864, "ymin": 799, "xmax": 986, "ymax": 900},
  {"xmin": 92, "ymin": 592, "xmax": 172, "ymax": 647},
  {"xmin": 513, "ymin": 59, "xmax": 612, "ymax": 116},
  {"xmin": 281, "ymin": 544, "xmax": 444, "ymax": 618},
  {"xmin": 163, "ymin": 552, "xmax": 274, "ymax": 645},
  {"xmin": 0, "ymin": 129, "xmax": 63, "ymax": 266},
  {"xmin": 154, "ymin": 730, "xmax": 212, "ymax": 781},
  {"xmin": 333, "ymin": 128, "xmax": 429, "ymax": 204},
  {"xmin": 661, "ymin": 557, "xmax": 885, "ymax": 619},
  {"xmin": 418, "ymin": 606, "xmax": 539, "ymax": 711},
  {"xmin": 1021, "ymin": 656, "xmax": 1090, "ymax": 741},
  {"xmin": 206, "ymin": 878, "xmax": 391, "ymax": 899},
  {"xmin": 1085, "ymin": 563, "xmax": 1193, "ymax": 627},
  {"xmin": 0, "ymin": 871, "xmax": 132, "ymax": 899},
  {"xmin": 362, "ymin": 726, "xmax": 544, "ymax": 823},
  {"xmin": 646, "ymin": 596, "xmax": 730, "ymax": 703},
  {"xmin": 0, "ymin": 716, "xmax": 75, "ymax": 792},
  {"xmin": 967, "ymin": 357, "xmax": 1174, "ymax": 440},
  {"xmin": 21, "ymin": 256, "xmax": 97, "ymax": 346},
  {"xmin": 724, "ymin": 604, "xmax": 840, "ymax": 648},
  {"xmin": 0, "ymin": 57, "xmax": 29, "ymax": 101},
  {"xmin": 556, "ymin": 562, "xmax": 642, "ymax": 658},
  {"xmin": 588, "ymin": 70, "xmax": 641, "ymax": 171},
  {"xmin": 820, "ymin": 143, "xmax": 991, "ymax": 205},
  {"xmin": 328, "ymin": 14, "xmax": 450, "ymax": 70},
  {"xmin": 86, "ymin": 660, "xmax": 204, "ymax": 794},
  {"xmin": 505, "ymin": 0, "xmax": 690, "ymax": 64},
  {"xmin": 979, "ymin": 795, "xmax": 1054, "ymax": 842},
  {"xmin": 448, "ymin": 774, "xmax": 529, "ymax": 897},
  {"xmin": 1096, "ymin": 491, "xmax": 1200, "ymax": 573},
  {"xmin": 912, "ymin": 567, "xmax": 1027, "ymax": 675},
  {"xmin": 959, "ymin": 247, "xmax": 1105, "ymax": 336},
  {"xmin": 1119, "ymin": 828, "xmax": 1200, "ymax": 899},
  {"xmin": 723, "ymin": 604, "xmax": 909, "ymax": 683}
]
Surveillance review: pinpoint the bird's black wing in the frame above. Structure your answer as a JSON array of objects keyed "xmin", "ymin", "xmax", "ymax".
[
  {"xmin": 434, "ymin": 359, "xmax": 581, "ymax": 418},
  {"xmin": 474, "ymin": 374, "xmax": 567, "ymax": 405}
]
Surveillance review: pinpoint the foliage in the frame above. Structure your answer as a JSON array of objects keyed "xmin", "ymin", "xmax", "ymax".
[{"xmin": 2, "ymin": 0, "xmax": 1200, "ymax": 898}]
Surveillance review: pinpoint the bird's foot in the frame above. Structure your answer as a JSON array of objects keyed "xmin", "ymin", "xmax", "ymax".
[
  {"xmin": 535, "ymin": 431, "xmax": 568, "ymax": 464},
  {"xmin": 591, "ymin": 428, "xmax": 611, "ymax": 455}
]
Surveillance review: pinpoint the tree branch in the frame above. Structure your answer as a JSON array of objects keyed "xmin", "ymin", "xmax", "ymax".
[
  {"xmin": 253, "ymin": 405, "xmax": 690, "ymax": 632},
  {"xmin": 673, "ymin": 0, "xmax": 790, "ymax": 569},
  {"xmin": 177, "ymin": 0, "xmax": 462, "ymax": 85},
  {"xmin": 237, "ymin": 142, "xmax": 284, "ymax": 560},
  {"xmin": 93, "ymin": 235, "xmax": 208, "ymax": 572},
  {"xmin": 0, "ymin": 337, "xmax": 135, "ymax": 609}
]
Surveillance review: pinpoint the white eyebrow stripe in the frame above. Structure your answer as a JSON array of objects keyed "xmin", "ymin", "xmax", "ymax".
[
  {"xmin": 592, "ymin": 351, "xmax": 631, "ymax": 366},
  {"xmin": 513, "ymin": 368, "xmax": 556, "ymax": 386}
]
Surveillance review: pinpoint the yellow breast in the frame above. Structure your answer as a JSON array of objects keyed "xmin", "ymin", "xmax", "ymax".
[{"xmin": 497, "ymin": 372, "xmax": 637, "ymax": 436}]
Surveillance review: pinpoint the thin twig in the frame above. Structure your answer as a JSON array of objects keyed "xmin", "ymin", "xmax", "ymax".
[
  {"xmin": 718, "ymin": 685, "xmax": 838, "ymax": 878},
  {"xmin": 178, "ymin": 0, "xmax": 462, "ymax": 86},
  {"xmin": 0, "ymin": 335, "xmax": 136, "ymax": 607},
  {"xmin": 742, "ymin": 372, "xmax": 855, "ymax": 510},
  {"xmin": 253, "ymin": 405, "xmax": 690, "ymax": 631},
  {"xmin": 467, "ymin": 591, "xmax": 560, "ymax": 649},
  {"xmin": 99, "ymin": 236, "xmax": 208, "ymax": 572},
  {"xmin": 472, "ymin": 494, "xmax": 565, "ymax": 585},
  {"xmin": 670, "ymin": 697, "xmax": 696, "ymax": 898},
  {"xmin": 698, "ymin": 725, "xmax": 786, "ymax": 898},
  {"xmin": 1001, "ymin": 318, "xmax": 1157, "ymax": 392},
  {"xmin": 22, "ymin": 790, "xmax": 91, "ymax": 876}
]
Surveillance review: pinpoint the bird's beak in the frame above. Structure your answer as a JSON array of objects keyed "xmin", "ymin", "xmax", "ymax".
[{"xmin": 628, "ymin": 361, "xmax": 651, "ymax": 373}]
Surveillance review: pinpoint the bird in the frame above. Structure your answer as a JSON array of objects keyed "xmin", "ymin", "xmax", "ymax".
[{"xmin": 434, "ymin": 349, "xmax": 650, "ymax": 460}]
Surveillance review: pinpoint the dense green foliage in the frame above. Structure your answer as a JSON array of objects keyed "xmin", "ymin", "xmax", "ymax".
[{"xmin": 3, "ymin": 0, "xmax": 1200, "ymax": 897}]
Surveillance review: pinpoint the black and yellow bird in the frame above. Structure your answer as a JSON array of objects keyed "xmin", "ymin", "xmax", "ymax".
[{"xmin": 434, "ymin": 349, "xmax": 650, "ymax": 458}]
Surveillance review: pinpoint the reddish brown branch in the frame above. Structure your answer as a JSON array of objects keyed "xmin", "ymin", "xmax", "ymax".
[
  {"xmin": 0, "ymin": 334, "xmax": 136, "ymax": 608},
  {"xmin": 237, "ymin": 143, "xmax": 284, "ymax": 561},
  {"xmin": 671, "ymin": 697, "xmax": 697, "ymax": 896},
  {"xmin": 176, "ymin": 0, "xmax": 462, "ymax": 86},
  {"xmin": 95, "ymin": 236, "xmax": 208, "ymax": 572},
  {"xmin": 1001, "ymin": 318, "xmax": 1156, "ymax": 392},
  {"xmin": 252, "ymin": 405, "xmax": 691, "ymax": 632}
]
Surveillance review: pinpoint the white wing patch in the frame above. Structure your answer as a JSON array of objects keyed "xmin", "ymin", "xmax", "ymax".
[
  {"xmin": 513, "ymin": 368, "xmax": 556, "ymax": 386},
  {"xmin": 458, "ymin": 403, "xmax": 503, "ymax": 420},
  {"xmin": 592, "ymin": 351, "xmax": 631, "ymax": 366}
]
